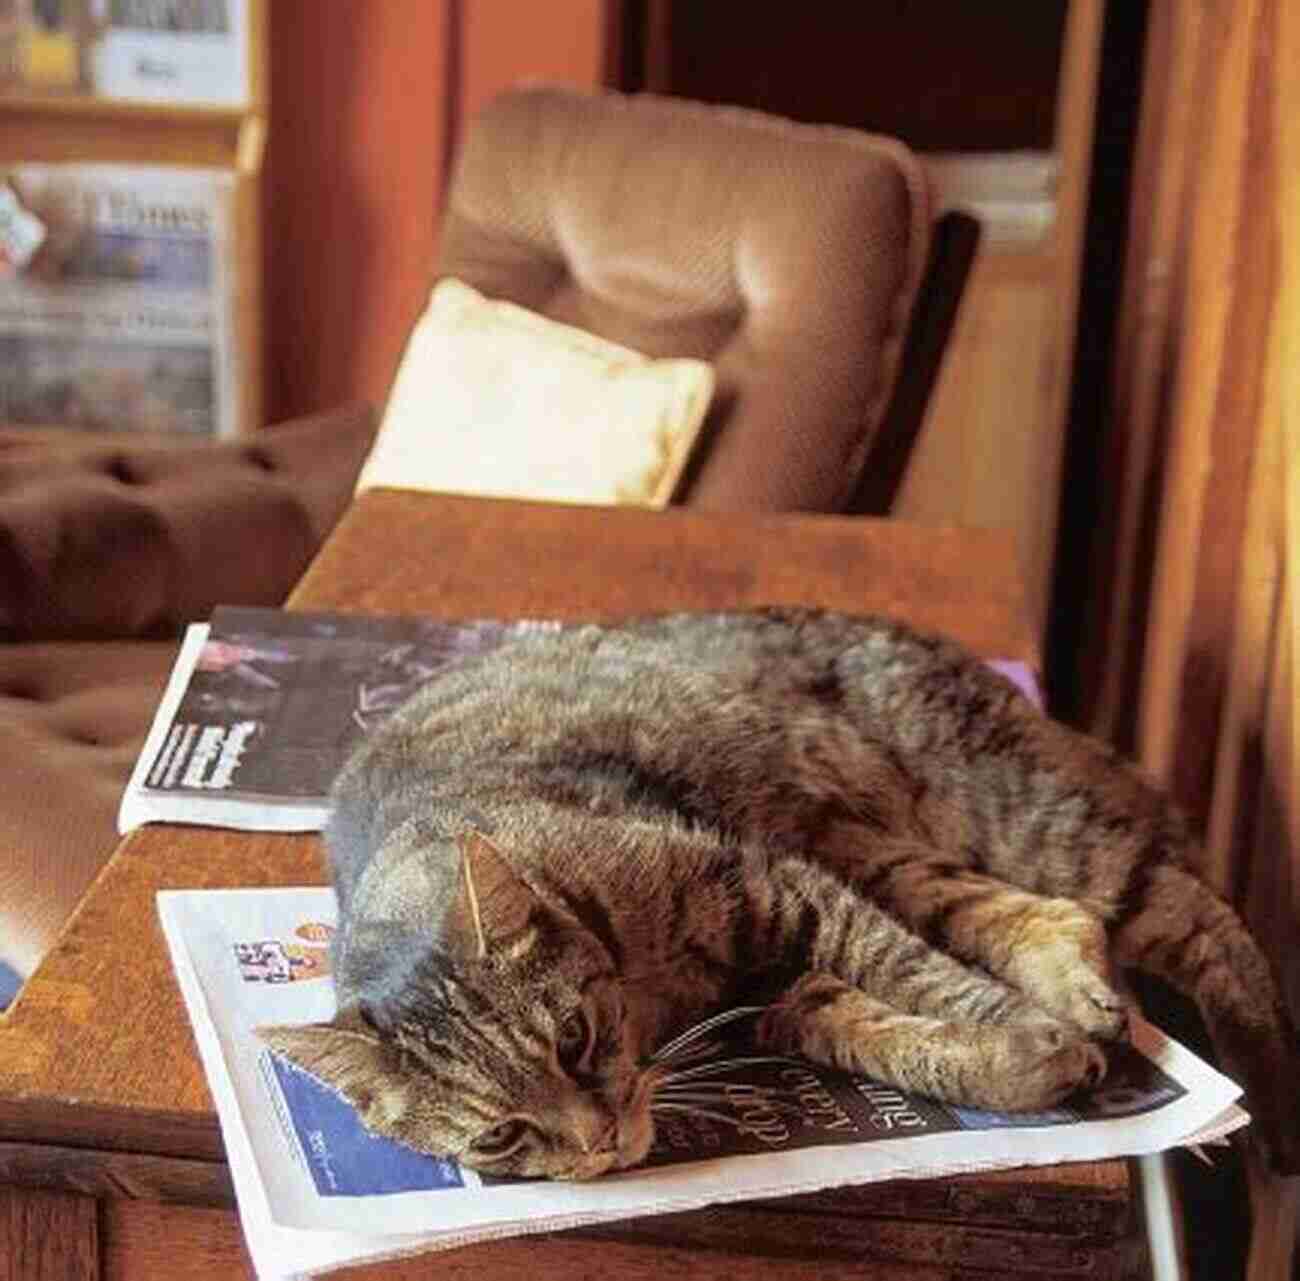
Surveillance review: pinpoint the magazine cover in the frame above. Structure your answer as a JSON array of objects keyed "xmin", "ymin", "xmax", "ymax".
[
  {"xmin": 119, "ymin": 608, "xmax": 1044, "ymax": 836},
  {"xmin": 157, "ymin": 886, "xmax": 1249, "ymax": 1280},
  {"xmin": 0, "ymin": 162, "xmax": 239, "ymax": 435}
]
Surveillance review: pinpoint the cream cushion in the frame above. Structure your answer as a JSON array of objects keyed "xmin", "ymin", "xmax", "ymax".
[{"xmin": 357, "ymin": 279, "xmax": 715, "ymax": 506}]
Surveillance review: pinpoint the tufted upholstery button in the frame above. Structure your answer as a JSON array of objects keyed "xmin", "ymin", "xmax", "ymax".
[
  {"xmin": 241, "ymin": 444, "xmax": 277, "ymax": 472},
  {"xmin": 103, "ymin": 454, "xmax": 141, "ymax": 485}
]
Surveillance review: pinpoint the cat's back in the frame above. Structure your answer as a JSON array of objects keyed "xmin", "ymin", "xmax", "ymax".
[{"xmin": 326, "ymin": 608, "xmax": 1029, "ymax": 889}]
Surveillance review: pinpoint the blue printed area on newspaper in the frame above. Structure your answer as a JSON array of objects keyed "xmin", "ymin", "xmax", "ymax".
[
  {"xmin": 950, "ymin": 1044, "xmax": 1183, "ymax": 1130},
  {"xmin": 266, "ymin": 1052, "xmax": 464, "ymax": 1197}
]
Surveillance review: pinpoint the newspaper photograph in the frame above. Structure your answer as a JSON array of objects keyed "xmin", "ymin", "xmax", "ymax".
[
  {"xmin": 119, "ymin": 608, "xmax": 564, "ymax": 834},
  {"xmin": 120, "ymin": 608, "xmax": 1044, "ymax": 837},
  {"xmin": 157, "ymin": 886, "xmax": 1248, "ymax": 1281},
  {"xmin": 0, "ymin": 162, "xmax": 240, "ymax": 435}
]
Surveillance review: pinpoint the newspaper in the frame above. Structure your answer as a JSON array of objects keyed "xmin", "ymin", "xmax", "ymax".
[
  {"xmin": 119, "ymin": 608, "xmax": 566, "ymax": 833},
  {"xmin": 0, "ymin": 0, "xmax": 249, "ymax": 103},
  {"xmin": 119, "ymin": 606, "xmax": 1045, "ymax": 836},
  {"xmin": 90, "ymin": 0, "xmax": 251, "ymax": 106},
  {"xmin": 157, "ymin": 885, "xmax": 1248, "ymax": 1281},
  {"xmin": 926, "ymin": 151, "xmax": 1059, "ymax": 246},
  {"xmin": 0, "ymin": 162, "xmax": 240, "ymax": 436}
]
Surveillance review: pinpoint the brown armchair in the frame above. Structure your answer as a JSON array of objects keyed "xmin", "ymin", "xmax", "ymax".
[
  {"xmin": 437, "ymin": 85, "xmax": 966, "ymax": 514},
  {"xmin": 0, "ymin": 84, "xmax": 974, "ymax": 988}
]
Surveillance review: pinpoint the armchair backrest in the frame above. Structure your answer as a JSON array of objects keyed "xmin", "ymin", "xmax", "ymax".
[{"xmin": 437, "ymin": 85, "xmax": 935, "ymax": 513}]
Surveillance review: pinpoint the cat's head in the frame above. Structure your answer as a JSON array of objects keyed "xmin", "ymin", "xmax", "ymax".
[{"xmin": 259, "ymin": 832, "xmax": 654, "ymax": 1181}]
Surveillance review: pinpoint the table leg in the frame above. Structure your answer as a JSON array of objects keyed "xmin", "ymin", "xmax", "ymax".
[{"xmin": 0, "ymin": 1186, "xmax": 98, "ymax": 1281}]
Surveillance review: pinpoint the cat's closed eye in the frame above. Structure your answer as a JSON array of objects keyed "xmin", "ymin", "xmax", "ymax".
[
  {"xmin": 470, "ymin": 1117, "xmax": 532, "ymax": 1161},
  {"xmin": 555, "ymin": 1007, "xmax": 595, "ymax": 1077}
]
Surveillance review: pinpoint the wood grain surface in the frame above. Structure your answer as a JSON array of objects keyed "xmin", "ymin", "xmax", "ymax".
[
  {"xmin": 100, "ymin": 1193, "xmax": 1131, "ymax": 1281},
  {"xmin": 0, "ymin": 1187, "xmax": 97, "ymax": 1281}
]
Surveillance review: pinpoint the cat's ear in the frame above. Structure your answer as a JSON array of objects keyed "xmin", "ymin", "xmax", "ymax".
[
  {"xmin": 448, "ymin": 829, "xmax": 537, "ymax": 961},
  {"xmin": 258, "ymin": 1012, "xmax": 411, "ymax": 1124}
]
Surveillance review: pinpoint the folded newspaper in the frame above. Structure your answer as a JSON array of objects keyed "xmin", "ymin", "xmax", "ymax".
[
  {"xmin": 157, "ymin": 886, "xmax": 1248, "ymax": 1281},
  {"xmin": 120, "ymin": 606, "xmax": 1043, "ymax": 836}
]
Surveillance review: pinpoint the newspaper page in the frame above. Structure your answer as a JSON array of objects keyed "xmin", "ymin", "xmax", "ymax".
[
  {"xmin": 119, "ymin": 608, "xmax": 564, "ymax": 834},
  {"xmin": 0, "ymin": 162, "xmax": 240, "ymax": 436},
  {"xmin": 119, "ymin": 608, "xmax": 1045, "ymax": 836},
  {"xmin": 89, "ymin": 0, "xmax": 250, "ymax": 106},
  {"xmin": 157, "ymin": 886, "xmax": 1248, "ymax": 1281}
]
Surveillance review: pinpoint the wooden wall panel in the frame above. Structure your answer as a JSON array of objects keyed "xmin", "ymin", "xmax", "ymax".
[
  {"xmin": 898, "ymin": 0, "xmax": 1104, "ymax": 634},
  {"xmin": 459, "ymin": 0, "xmax": 611, "ymax": 129},
  {"xmin": 262, "ymin": 1, "xmax": 612, "ymax": 428},
  {"xmin": 1083, "ymin": 2, "xmax": 1299, "ymax": 1276},
  {"xmin": 1075, "ymin": 1, "xmax": 1207, "ymax": 748},
  {"xmin": 1, "ymin": 1187, "xmax": 98, "ymax": 1281},
  {"xmin": 1136, "ymin": 1, "xmax": 1276, "ymax": 817},
  {"xmin": 263, "ymin": 0, "xmax": 453, "ymax": 426}
]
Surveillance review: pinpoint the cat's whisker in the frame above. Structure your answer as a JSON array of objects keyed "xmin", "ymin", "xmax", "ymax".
[
  {"xmin": 654, "ymin": 1084, "xmax": 748, "ymax": 1100},
  {"xmin": 649, "ymin": 1006, "xmax": 768, "ymax": 1063},
  {"xmin": 650, "ymin": 1101, "xmax": 753, "ymax": 1130},
  {"xmin": 660, "ymin": 1054, "xmax": 794, "ymax": 1084},
  {"xmin": 654, "ymin": 1087, "xmax": 802, "ymax": 1115}
]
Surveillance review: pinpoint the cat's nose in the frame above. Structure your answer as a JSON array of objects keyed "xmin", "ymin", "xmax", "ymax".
[
  {"xmin": 565, "ymin": 1096, "xmax": 619, "ymax": 1155},
  {"xmin": 573, "ymin": 1116, "xmax": 619, "ymax": 1157},
  {"xmin": 588, "ymin": 1119, "xmax": 618, "ymax": 1155}
]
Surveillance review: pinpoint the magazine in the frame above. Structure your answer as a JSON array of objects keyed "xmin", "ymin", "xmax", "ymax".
[
  {"xmin": 119, "ymin": 606, "xmax": 1043, "ymax": 836},
  {"xmin": 157, "ymin": 885, "xmax": 1249, "ymax": 1281},
  {"xmin": 0, "ymin": 162, "xmax": 241, "ymax": 436}
]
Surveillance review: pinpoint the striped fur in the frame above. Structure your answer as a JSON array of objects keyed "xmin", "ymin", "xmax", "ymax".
[{"xmin": 260, "ymin": 609, "xmax": 1299, "ymax": 1178}]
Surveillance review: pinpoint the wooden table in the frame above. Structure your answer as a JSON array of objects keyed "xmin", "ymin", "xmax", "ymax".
[{"xmin": 0, "ymin": 491, "xmax": 1138, "ymax": 1280}]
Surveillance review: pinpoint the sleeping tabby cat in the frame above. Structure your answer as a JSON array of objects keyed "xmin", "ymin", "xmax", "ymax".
[{"xmin": 261, "ymin": 609, "xmax": 1299, "ymax": 1180}]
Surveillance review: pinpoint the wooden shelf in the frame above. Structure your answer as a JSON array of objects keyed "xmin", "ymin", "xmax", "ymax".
[
  {"xmin": 0, "ymin": 86, "xmax": 249, "ymax": 123},
  {"xmin": 624, "ymin": 0, "xmax": 1104, "ymax": 638}
]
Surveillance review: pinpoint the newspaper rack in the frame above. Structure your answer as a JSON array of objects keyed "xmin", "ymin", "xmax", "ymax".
[{"xmin": 0, "ymin": 0, "xmax": 267, "ymax": 436}]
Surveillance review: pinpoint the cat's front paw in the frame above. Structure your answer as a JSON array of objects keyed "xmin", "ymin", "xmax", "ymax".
[
  {"xmin": 1004, "ymin": 904, "xmax": 1130, "ymax": 1041},
  {"xmin": 1053, "ymin": 979, "xmax": 1130, "ymax": 1042},
  {"xmin": 987, "ymin": 1024, "xmax": 1108, "ymax": 1112}
]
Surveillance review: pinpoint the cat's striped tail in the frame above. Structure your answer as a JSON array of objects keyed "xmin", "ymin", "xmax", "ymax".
[{"xmin": 1110, "ymin": 860, "xmax": 1299, "ymax": 1174}]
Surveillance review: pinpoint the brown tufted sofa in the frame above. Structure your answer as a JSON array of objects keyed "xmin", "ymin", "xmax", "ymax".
[
  {"xmin": 0, "ymin": 85, "xmax": 963, "ymax": 991},
  {"xmin": 0, "ymin": 404, "xmax": 378, "ymax": 976}
]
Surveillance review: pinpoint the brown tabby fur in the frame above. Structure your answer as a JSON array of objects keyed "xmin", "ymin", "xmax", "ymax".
[{"xmin": 261, "ymin": 609, "xmax": 1299, "ymax": 1180}]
